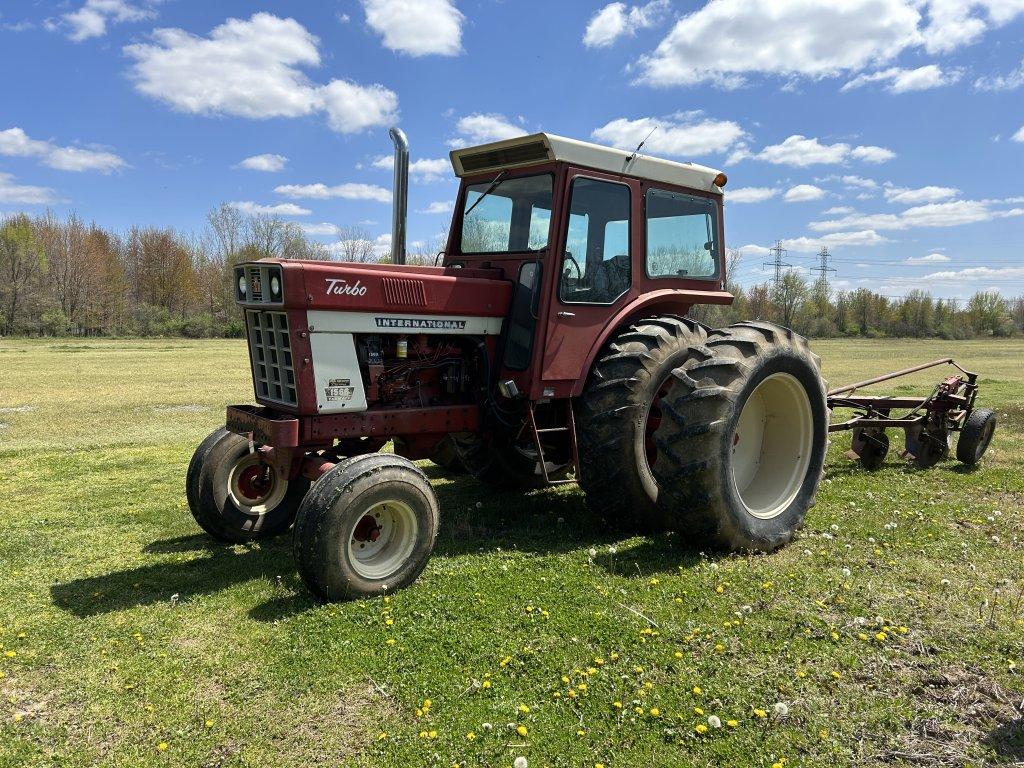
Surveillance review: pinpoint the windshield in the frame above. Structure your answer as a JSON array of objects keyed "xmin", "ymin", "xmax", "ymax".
[{"xmin": 460, "ymin": 173, "xmax": 553, "ymax": 254}]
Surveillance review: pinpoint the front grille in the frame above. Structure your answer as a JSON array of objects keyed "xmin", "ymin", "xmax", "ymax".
[
  {"xmin": 247, "ymin": 310, "xmax": 297, "ymax": 407},
  {"xmin": 247, "ymin": 267, "xmax": 263, "ymax": 301}
]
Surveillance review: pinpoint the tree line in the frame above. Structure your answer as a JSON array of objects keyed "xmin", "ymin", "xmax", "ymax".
[{"xmin": 1, "ymin": 211, "xmax": 1020, "ymax": 339}]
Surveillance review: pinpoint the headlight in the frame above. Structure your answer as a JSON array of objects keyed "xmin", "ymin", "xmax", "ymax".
[
  {"xmin": 270, "ymin": 275, "xmax": 281, "ymax": 297},
  {"xmin": 238, "ymin": 274, "xmax": 247, "ymax": 296}
]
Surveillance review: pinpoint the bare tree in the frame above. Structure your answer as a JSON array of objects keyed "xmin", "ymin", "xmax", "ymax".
[{"xmin": 333, "ymin": 226, "xmax": 378, "ymax": 263}]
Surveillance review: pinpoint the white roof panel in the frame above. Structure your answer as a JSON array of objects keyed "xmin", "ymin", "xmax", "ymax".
[{"xmin": 449, "ymin": 132, "xmax": 724, "ymax": 193}]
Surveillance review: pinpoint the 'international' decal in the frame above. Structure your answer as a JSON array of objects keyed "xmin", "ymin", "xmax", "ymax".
[{"xmin": 374, "ymin": 317, "xmax": 467, "ymax": 330}]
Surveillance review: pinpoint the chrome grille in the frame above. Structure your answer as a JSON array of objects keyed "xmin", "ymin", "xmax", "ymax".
[{"xmin": 247, "ymin": 310, "xmax": 296, "ymax": 406}]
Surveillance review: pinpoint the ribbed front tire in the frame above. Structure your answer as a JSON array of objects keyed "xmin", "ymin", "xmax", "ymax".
[{"xmin": 652, "ymin": 322, "xmax": 828, "ymax": 551}]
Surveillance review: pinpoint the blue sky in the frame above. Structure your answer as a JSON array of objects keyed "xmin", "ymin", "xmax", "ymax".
[{"xmin": 1, "ymin": 0, "xmax": 1023, "ymax": 298}]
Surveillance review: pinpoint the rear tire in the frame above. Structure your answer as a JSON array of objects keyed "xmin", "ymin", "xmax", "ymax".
[
  {"xmin": 576, "ymin": 315, "xmax": 708, "ymax": 531},
  {"xmin": 186, "ymin": 428, "xmax": 309, "ymax": 543},
  {"xmin": 652, "ymin": 322, "xmax": 828, "ymax": 552},
  {"xmin": 292, "ymin": 454, "xmax": 439, "ymax": 601},
  {"xmin": 956, "ymin": 408, "xmax": 996, "ymax": 466}
]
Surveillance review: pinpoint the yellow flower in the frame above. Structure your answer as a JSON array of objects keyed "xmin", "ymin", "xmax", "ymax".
[
  {"xmin": 561, "ymin": 675, "xmax": 570, "ymax": 684},
  {"xmin": 4, "ymin": 651, "xmax": 16, "ymax": 658},
  {"xmin": 692, "ymin": 686, "xmax": 702, "ymax": 695},
  {"xmin": 205, "ymin": 720, "xmax": 214, "ymax": 728},
  {"xmin": 694, "ymin": 707, "xmax": 704, "ymax": 715},
  {"xmin": 385, "ymin": 638, "xmax": 396, "ymax": 645},
  {"xmin": 428, "ymin": 730, "xmax": 438, "ymax": 739},
  {"xmin": 385, "ymin": 618, "xmax": 394, "ymax": 626},
  {"xmin": 567, "ymin": 689, "xmax": 577, "ymax": 698},
  {"xmin": 714, "ymin": 644, "xmax": 724, "ymax": 653},
  {"xmin": 595, "ymin": 658, "xmax": 605, "ymax": 666},
  {"xmin": 649, "ymin": 707, "xmax": 660, "ymax": 717},
  {"xmin": 875, "ymin": 632, "xmax": 887, "ymax": 642},
  {"xmin": 695, "ymin": 724, "xmax": 708, "ymax": 734},
  {"xmin": 612, "ymin": 701, "xmax": 622, "ymax": 709},
  {"xmin": 753, "ymin": 708, "xmax": 767, "ymax": 718},
  {"xmin": 726, "ymin": 719, "xmax": 738, "ymax": 728},
  {"xmin": 674, "ymin": 651, "xmax": 683, "ymax": 659},
  {"xmin": 377, "ymin": 732, "xmax": 388, "ymax": 740},
  {"xmin": 610, "ymin": 652, "xmax": 619, "ymax": 660},
  {"xmin": 157, "ymin": 743, "xmax": 168, "ymax": 752},
  {"xmin": 466, "ymin": 731, "xmax": 476, "ymax": 740},
  {"xmin": 423, "ymin": 699, "xmax": 432, "ymax": 710},
  {"xmin": 858, "ymin": 633, "xmax": 869, "ymax": 641},
  {"xmin": 552, "ymin": 691, "xmax": 561, "ymax": 699},
  {"xmin": 578, "ymin": 683, "xmax": 588, "ymax": 691},
  {"xmin": 516, "ymin": 725, "xmax": 528, "ymax": 737},
  {"xmin": 649, "ymin": 578, "xmax": 659, "ymax": 585},
  {"xmin": 596, "ymin": 764, "xmax": 605, "ymax": 768},
  {"xmin": 482, "ymin": 680, "xmax": 492, "ymax": 689}
]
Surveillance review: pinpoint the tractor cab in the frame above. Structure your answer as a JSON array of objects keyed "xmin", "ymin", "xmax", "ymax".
[{"xmin": 444, "ymin": 133, "xmax": 733, "ymax": 399}]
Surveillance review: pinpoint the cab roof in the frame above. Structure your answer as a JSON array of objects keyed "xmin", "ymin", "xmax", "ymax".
[{"xmin": 449, "ymin": 132, "xmax": 725, "ymax": 194}]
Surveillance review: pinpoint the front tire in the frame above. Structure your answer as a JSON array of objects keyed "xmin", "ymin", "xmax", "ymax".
[
  {"xmin": 292, "ymin": 454, "xmax": 439, "ymax": 601},
  {"xmin": 653, "ymin": 322, "xmax": 828, "ymax": 551},
  {"xmin": 186, "ymin": 428, "xmax": 309, "ymax": 543}
]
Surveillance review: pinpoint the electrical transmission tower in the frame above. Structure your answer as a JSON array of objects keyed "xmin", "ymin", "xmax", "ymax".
[
  {"xmin": 763, "ymin": 240, "xmax": 791, "ymax": 286},
  {"xmin": 810, "ymin": 246, "xmax": 836, "ymax": 292}
]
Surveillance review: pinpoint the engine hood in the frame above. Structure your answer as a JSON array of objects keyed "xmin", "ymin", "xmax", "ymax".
[{"xmin": 255, "ymin": 259, "xmax": 512, "ymax": 317}]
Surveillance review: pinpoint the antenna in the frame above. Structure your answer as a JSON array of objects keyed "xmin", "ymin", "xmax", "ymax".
[
  {"xmin": 626, "ymin": 126, "xmax": 658, "ymax": 166},
  {"xmin": 810, "ymin": 246, "xmax": 836, "ymax": 292},
  {"xmin": 763, "ymin": 240, "xmax": 792, "ymax": 286}
]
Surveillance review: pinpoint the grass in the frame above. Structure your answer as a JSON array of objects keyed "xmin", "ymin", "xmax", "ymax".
[{"xmin": 1, "ymin": 336, "xmax": 1023, "ymax": 767}]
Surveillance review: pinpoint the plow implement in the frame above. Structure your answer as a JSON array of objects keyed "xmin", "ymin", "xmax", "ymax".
[{"xmin": 827, "ymin": 357, "xmax": 996, "ymax": 470}]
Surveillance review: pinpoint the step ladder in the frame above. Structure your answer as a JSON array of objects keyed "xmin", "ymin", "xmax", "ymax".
[{"xmin": 525, "ymin": 399, "xmax": 580, "ymax": 486}]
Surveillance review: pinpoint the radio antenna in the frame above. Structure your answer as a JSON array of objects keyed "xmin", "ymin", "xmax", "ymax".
[{"xmin": 626, "ymin": 126, "xmax": 657, "ymax": 166}]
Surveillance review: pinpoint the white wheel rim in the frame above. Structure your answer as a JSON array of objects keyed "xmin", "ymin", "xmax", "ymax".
[
  {"xmin": 347, "ymin": 500, "xmax": 419, "ymax": 580},
  {"xmin": 227, "ymin": 453, "xmax": 288, "ymax": 514},
  {"xmin": 730, "ymin": 373, "xmax": 813, "ymax": 520}
]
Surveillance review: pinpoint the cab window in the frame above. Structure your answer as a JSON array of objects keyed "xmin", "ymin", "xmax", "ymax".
[
  {"xmin": 645, "ymin": 189, "xmax": 719, "ymax": 279},
  {"xmin": 460, "ymin": 174, "xmax": 553, "ymax": 254},
  {"xmin": 558, "ymin": 178, "xmax": 631, "ymax": 304}
]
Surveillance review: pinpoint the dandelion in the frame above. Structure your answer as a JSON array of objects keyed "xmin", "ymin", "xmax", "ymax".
[
  {"xmin": 516, "ymin": 725, "xmax": 528, "ymax": 737},
  {"xmin": 612, "ymin": 701, "xmax": 622, "ymax": 709},
  {"xmin": 649, "ymin": 707, "xmax": 661, "ymax": 717},
  {"xmin": 941, "ymin": 579, "xmax": 950, "ymax": 587},
  {"xmin": 753, "ymin": 708, "xmax": 767, "ymax": 718},
  {"xmin": 875, "ymin": 631, "xmax": 887, "ymax": 642},
  {"xmin": 608, "ymin": 546, "xmax": 618, "ymax": 555},
  {"xmin": 466, "ymin": 732, "xmax": 476, "ymax": 740},
  {"xmin": 377, "ymin": 731, "xmax": 387, "ymax": 740},
  {"xmin": 514, "ymin": 758, "xmax": 528, "ymax": 768},
  {"xmin": 841, "ymin": 568, "xmax": 851, "ymax": 578},
  {"xmin": 588, "ymin": 548, "xmax": 597, "ymax": 559},
  {"xmin": 205, "ymin": 720, "xmax": 214, "ymax": 728},
  {"xmin": 708, "ymin": 715, "xmax": 722, "ymax": 728},
  {"xmin": 482, "ymin": 722, "xmax": 493, "ymax": 731},
  {"xmin": 157, "ymin": 742, "xmax": 168, "ymax": 752},
  {"xmin": 518, "ymin": 704, "xmax": 530, "ymax": 714},
  {"xmin": 482, "ymin": 680, "xmax": 492, "ymax": 689},
  {"xmin": 695, "ymin": 723, "xmax": 708, "ymax": 734},
  {"xmin": 726, "ymin": 719, "xmax": 738, "ymax": 728},
  {"xmin": 773, "ymin": 702, "xmax": 789, "ymax": 717}
]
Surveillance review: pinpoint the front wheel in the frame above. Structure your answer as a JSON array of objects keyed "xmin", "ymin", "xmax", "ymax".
[
  {"xmin": 956, "ymin": 408, "xmax": 996, "ymax": 466},
  {"xmin": 186, "ymin": 428, "xmax": 309, "ymax": 543},
  {"xmin": 292, "ymin": 454, "xmax": 439, "ymax": 601},
  {"xmin": 652, "ymin": 322, "xmax": 829, "ymax": 552}
]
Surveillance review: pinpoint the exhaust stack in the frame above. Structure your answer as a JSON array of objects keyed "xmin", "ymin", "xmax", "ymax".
[{"xmin": 389, "ymin": 126, "xmax": 409, "ymax": 265}]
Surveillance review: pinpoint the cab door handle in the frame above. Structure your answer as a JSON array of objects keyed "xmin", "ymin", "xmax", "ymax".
[{"xmin": 557, "ymin": 311, "xmax": 576, "ymax": 318}]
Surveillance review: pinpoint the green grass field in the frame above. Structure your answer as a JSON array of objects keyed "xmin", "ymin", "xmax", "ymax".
[{"xmin": 1, "ymin": 337, "xmax": 1022, "ymax": 767}]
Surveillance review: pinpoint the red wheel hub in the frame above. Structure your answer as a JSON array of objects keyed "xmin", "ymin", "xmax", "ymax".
[
  {"xmin": 644, "ymin": 379, "xmax": 672, "ymax": 467},
  {"xmin": 353, "ymin": 514, "xmax": 382, "ymax": 543},
  {"xmin": 236, "ymin": 464, "xmax": 272, "ymax": 501}
]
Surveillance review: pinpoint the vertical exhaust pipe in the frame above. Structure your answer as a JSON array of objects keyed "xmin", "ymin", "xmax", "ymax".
[{"xmin": 389, "ymin": 126, "xmax": 409, "ymax": 265}]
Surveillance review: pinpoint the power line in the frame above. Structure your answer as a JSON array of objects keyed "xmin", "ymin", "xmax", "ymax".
[
  {"xmin": 762, "ymin": 240, "xmax": 791, "ymax": 286},
  {"xmin": 809, "ymin": 246, "xmax": 836, "ymax": 292}
]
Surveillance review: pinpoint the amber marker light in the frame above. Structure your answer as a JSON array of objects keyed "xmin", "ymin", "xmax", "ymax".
[{"xmin": 713, "ymin": 172, "xmax": 728, "ymax": 188}]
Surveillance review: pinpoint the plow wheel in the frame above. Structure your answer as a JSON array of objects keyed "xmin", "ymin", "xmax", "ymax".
[
  {"xmin": 186, "ymin": 428, "xmax": 309, "ymax": 543},
  {"xmin": 904, "ymin": 423, "xmax": 951, "ymax": 469},
  {"xmin": 293, "ymin": 454, "xmax": 439, "ymax": 601},
  {"xmin": 576, "ymin": 315, "xmax": 708, "ymax": 531},
  {"xmin": 651, "ymin": 322, "xmax": 828, "ymax": 552},
  {"xmin": 849, "ymin": 426, "xmax": 890, "ymax": 470},
  {"xmin": 956, "ymin": 408, "xmax": 996, "ymax": 466}
]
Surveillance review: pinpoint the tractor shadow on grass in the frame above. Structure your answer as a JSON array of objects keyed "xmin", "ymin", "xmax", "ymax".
[{"xmin": 51, "ymin": 538, "xmax": 295, "ymax": 618}]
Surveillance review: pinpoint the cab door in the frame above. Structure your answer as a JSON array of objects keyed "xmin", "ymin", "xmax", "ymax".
[{"xmin": 540, "ymin": 169, "xmax": 640, "ymax": 391}]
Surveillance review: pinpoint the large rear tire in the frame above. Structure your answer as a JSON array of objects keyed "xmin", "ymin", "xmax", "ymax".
[
  {"xmin": 186, "ymin": 428, "xmax": 309, "ymax": 543},
  {"xmin": 576, "ymin": 316, "xmax": 708, "ymax": 531},
  {"xmin": 292, "ymin": 454, "xmax": 439, "ymax": 601},
  {"xmin": 652, "ymin": 322, "xmax": 828, "ymax": 551}
]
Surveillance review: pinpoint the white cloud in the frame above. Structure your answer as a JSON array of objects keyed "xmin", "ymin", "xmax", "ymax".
[
  {"xmin": 635, "ymin": 0, "xmax": 1024, "ymax": 88},
  {"xmin": 904, "ymin": 252, "xmax": 951, "ymax": 264},
  {"xmin": 842, "ymin": 64, "xmax": 961, "ymax": 93},
  {"xmin": 0, "ymin": 127, "xmax": 125, "ymax": 173},
  {"xmin": 784, "ymin": 184, "xmax": 826, "ymax": 202},
  {"xmin": 362, "ymin": 0, "xmax": 463, "ymax": 56},
  {"xmin": 837, "ymin": 175, "xmax": 879, "ymax": 190},
  {"xmin": 809, "ymin": 199, "xmax": 1024, "ymax": 232},
  {"xmin": 583, "ymin": 0, "xmax": 670, "ymax": 48},
  {"xmin": 0, "ymin": 172, "xmax": 58, "ymax": 205},
  {"xmin": 1013, "ymin": 126, "xmax": 1024, "ymax": 143},
  {"xmin": 238, "ymin": 153, "xmax": 288, "ymax": 172},
  {"xmin": 823, "ymin": 205, "xmax": 854, "ymax": 214},
  {"xmin": 227, "ymin": 201, "xmax": 311, "ymax": 216},
  {"xmin": 883, "ymin": 184, "xmax": 959, "ymax": 204},
  {"xmin": 974, "ymin": 58, "xmax": 1024, "ymax": 91},
  {"xmin": 737, "ymin": 243, "xmax": 772, "ymax": 256},
  {"xmin": 727, "ymin": 187, "xmax": 779, "ymax": 204},
  {"xmin": 371, "ymin": 155, "xmax": 450, "ymax": 182},
  {"xmin": 274, "ymin": 182, "xmax": 392, "ymax": 202},
  {"xmin": 419, "ymin": 201, "xmax": 454, "ymax": 214},
  {"xmin": 784, "ymin": 229, "xmax": 890, "ymax": 252},
  {"xmin": 591, "ymin": 113, "xmax": 746, "ymax": 158},
  {"xmin": 63, "ymin": 0, "xmax": 153, "ymax": 42},
  {"xmin": 299, "ymin": 222, "xmax": 342, "ymax": 236},
  {"xmin": 449, "ymin": 113, "xmax": 526, "ymax": 147},
  {"xmin": 124, "ymin": 13, "xmax": 398, "ymax": 134},
  {"xmin": 744, "ymin": 135, "xmax": 895, "ymax": 167}
]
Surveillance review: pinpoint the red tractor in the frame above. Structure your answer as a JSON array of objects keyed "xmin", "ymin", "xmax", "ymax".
[{"xmin": 187, "ymin": 129, "xmax": 829, "ymax": 600}]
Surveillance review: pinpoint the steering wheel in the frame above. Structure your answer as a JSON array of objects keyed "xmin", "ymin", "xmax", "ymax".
[{"xmin": 563, "ymin": 252, "xmax": 582, "ymax": 282}]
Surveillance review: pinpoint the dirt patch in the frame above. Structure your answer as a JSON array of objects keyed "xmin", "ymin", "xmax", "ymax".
[
  {"xmin": 876, "ymin": 664, "xmax": 1024, "ymax": 765},
  {"xmin": 0, "ymin": 405, "xmax": 33, "ymax": 414}
]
